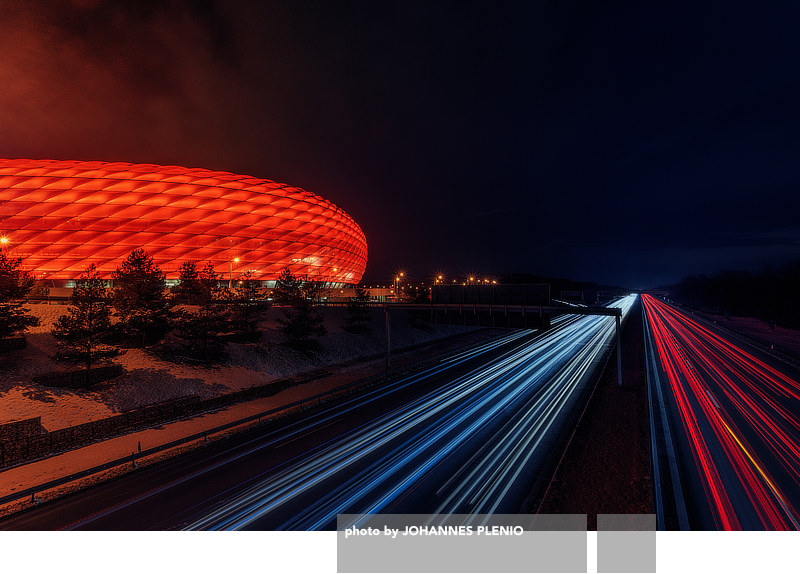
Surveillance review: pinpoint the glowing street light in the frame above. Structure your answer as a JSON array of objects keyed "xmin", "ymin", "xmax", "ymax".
[
  {"xmin": 229, "ymin": 256, "xmax": 240, "ymax": 288},
  {"xmin": 393, "ymin": 271, "xmax": 405, "ymax": 301}
]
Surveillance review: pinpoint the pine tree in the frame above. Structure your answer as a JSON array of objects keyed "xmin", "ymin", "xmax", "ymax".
[
  {"xmin": 52, "ymin": 265, "xmax": 121, "ymax": 384},
  {"xmin": 275, "ymin": 271, "xmax": 327, "ymax": 351},
  {"xmin": 344, "ymin": 286, "xmax": 372, "ymax": 333},
  {"xmin": 302, "ymin": 279, "xmax": 328, "ymax": 304},
  {"xmin": 178, "ymin": 262, "xmax": 228, "ymax": 358},
  {"xmin": 278, "ymin": 297, "xmax": 327, "ymax": 351},
  {"xmin": 172, "ymin": 261, "xmax": 204, "ymax": 304},
  {"xmin": 198, "ymin": 261, "xmax": 219, "ymax": 294},
  {"xmin": 272, "ymin": 267, "xmax": 303, "ymax": 305},
  {"xmin": 111, "ymin": 249, "xmax": 175, "ymax": 346},
  {"xmin": 230, "ymin": 271, "xmax": 269, "ymax": 338},
  {"xmin": 0, "ymin": 251, "xmax": 39, "ymax": 340}
]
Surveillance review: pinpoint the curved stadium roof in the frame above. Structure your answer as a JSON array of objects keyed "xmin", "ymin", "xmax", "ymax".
[{"xmin": 0, "ymin": 159, "xmax": 367, "ymax": 283}]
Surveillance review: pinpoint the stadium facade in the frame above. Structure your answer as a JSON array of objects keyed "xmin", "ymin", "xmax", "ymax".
[{"xmin": 0, "ymin": 159, "xmax": 367, "ymax": 286}]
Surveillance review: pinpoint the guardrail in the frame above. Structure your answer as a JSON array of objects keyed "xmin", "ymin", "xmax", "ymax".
[
  {"xmin": 0, "ymin": 367, "xmax": 394, "ymax": 508},
  {"xmin": 319, "ymin": 300, "xmax": 622, "ymax": 317},
  {"xmin": 642, "ymin": 305, "xmax": 690, "ymax": 530}
]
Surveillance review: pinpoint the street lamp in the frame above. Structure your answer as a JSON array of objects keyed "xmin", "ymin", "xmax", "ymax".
[
  {"xmin": 229, "ymin": 256, "xmax": 240, "ymax": 288},
  {"xmin": 394, "ymin": 272, "xmax": 405, "ymax": 301}
]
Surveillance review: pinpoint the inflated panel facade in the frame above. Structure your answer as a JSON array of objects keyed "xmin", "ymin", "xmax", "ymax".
[{"xmin": 0, "ymin": 159, "xmax": 367, "ymax": 284}]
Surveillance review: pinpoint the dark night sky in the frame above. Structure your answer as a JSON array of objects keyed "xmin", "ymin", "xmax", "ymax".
[{"xmin": 2, "ymin": 1, "xmax": 800, "ymax": 289}]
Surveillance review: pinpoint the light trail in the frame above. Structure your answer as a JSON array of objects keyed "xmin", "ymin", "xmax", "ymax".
[
  {"xmin": 185, "ymin": 296, "xmax": 636, "ymax": 530},
  {"xmin": 642, "ymin": 294, "xmax": 800, "ymax": 530}
]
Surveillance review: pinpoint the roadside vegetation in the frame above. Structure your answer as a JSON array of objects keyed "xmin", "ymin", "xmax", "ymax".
[
  {"xmin": 0, "ymin": 251, "xmax": 39, "ymax": 350},
  {"xmin": 273, "ymin": 267, "xmax": 327, "ymax": 352},
  {"xmin": 671, "ymin": 262, "xmax": 800, "ymax": 329},
  {"xmin": 51, "ymin": 265, "xmax": 122, "ymax": 385},
  {"xmin": 2, "ymin": 252, "xmax": 384, "ymax": 387}
]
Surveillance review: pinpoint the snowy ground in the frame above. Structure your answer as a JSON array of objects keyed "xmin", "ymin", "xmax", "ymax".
[
  {"xmin": 0, "ymin": 303, "xmax": 476, "ymax": 430},
  {"xmin": 0, "ymin": 368, "xmax": 387, "ymax": 514}
]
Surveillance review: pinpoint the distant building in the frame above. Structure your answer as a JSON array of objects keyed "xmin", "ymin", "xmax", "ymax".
[{"xmin": 366, "ymin": 288, "xmax": 393, "ymax": 302}]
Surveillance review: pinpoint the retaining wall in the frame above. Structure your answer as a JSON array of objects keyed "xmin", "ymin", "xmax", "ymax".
[{"xmin": 0, "ymin": 369, "xmax": 329, "ymax": 469}]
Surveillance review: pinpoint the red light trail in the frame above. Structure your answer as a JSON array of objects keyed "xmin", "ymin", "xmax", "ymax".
[{"xmin": 642, "ymin": 294, "xmax": 800, "ymax": 530}]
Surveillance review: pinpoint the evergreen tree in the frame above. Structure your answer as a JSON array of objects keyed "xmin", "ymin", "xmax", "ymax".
[
  {"xmin": 344, "ymin": 286, "xmax": 372, "ymax": 333},
  {"xmin": 111, "ymin": 249, "xmax": 175, "ymax": 346},
  {"xmin": 172, "ymin": 261, "xmax": 204, "ymax": 304},
  {"xmin": 29, "ymin": 281, "xmax": 49, "ymax": 299},
  {"xmin": 179, "ymin": 262, "xmax": 228, "ymax": 358},
  {"xmin": 272, "ymin": 267, "xmax": 303, "ymax": 305},
  {"xmin": 230, "ymin": 271, "xmax": 269, "ymax": 338},
  {"xmin": 302, "ymin": 279, "xmax": 328, "ymax": 304},
  {"xmin": 52, "ymin": 265, "xmax": 121, "ymax": 384},
  {"xmin": 278, "ymin": 297, "xmax": 327, "ymax": 351},
  {"xmin": 0, "ymin": 251, "xmax": 39, "ymax": 340},
  {"xmin": 273, "ymin": 268, "xmax": 326, "ymax": 351},
  {"xmin": 198, "ymin": 261, "xmax": 220, "ymax": 294}
]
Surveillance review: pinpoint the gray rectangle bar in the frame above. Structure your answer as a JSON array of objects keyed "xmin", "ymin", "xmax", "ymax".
[
  {"xmin": 337, "ymin": 514, "xmax": 587, "ymax": 573},
  {"xmin": 597, "ymin": 514, "xmax": 656, "ymax": 573}
]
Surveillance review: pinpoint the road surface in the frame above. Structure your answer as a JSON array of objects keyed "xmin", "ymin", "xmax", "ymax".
[
  {"xmin": 1, "ymin": 296, "xmax": 635, "ymax": 530},
  {"xmin": 642, "ymin": 294, "xmax": 800, "ymax": 530}
]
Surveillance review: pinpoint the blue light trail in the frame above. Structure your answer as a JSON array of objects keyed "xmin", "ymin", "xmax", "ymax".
[{"xmin": 185, "ymin": 295, "xmax": 636, "ymax": 530}]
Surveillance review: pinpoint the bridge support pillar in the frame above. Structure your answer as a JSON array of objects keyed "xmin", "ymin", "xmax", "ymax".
[
  {"xmin": 385, "ymin": 305, "xmax": 391, "ymax": 372},
  {"xmin": 616, "ymin": 314, "xmax": 623, "ymax": 387}
]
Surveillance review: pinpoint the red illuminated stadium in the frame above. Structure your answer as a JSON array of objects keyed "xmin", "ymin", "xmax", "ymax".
[{"xmin": 0, "ymin": 159, "xmax": 367, "ymax": 285}]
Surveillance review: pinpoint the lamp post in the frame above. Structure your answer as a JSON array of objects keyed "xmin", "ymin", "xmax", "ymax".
[
  {"xmin": 432, "ymin": 274, "xmax": 443, "ymax": 302},
  {"xmin": 393, "ymin": 271, "xmax": 404, "ymax": 301},
  {"xmin": 229, "ymin": 257, "xmax": 239, "ymax": 288}
]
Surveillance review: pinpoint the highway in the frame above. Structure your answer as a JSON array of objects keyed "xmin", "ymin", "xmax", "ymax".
[
  {"xmin": 642, "ymin": 294, "xmax": 800, "ymax": 530},
  {"xmin": 0, "ymin": 296, "xmax": 634, "ymax": 531},
  {"xmin": 186, "ymin": 295, "xmax": 635, "ymax": 530}
]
